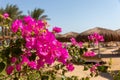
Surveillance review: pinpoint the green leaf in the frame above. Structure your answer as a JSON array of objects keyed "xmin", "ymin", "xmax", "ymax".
[
  {"xmin": 27, "ymin": 72, "xmax": 40, "ymax": 80},
  {"xmin": 0, "ymin": 62, "xmax": 5, "ymax": 73},
  {"xmin": 97, "ymin": 66, "xmax": 108, "ymax": 72},
  {"xmin": 90, "ymin": 73, "xmax": 93, "ymax": 77},
  {"xmin": 55, "ymin": 64, "xmax": 61, "ymax": 70},
  {"xmin": 17, "ymin": 31, "xmax": 21, "ymax": 36},
  {"xmin": 29, "ymin": 53, "xmax": 36, "ymax": 61},
  {"xmin": 4, "ymin": 47, "xmax": 10, "ymax": 57},
  {"xmin": 85, "ymin": 77, "xmax": 90, "ymax": 80},
  {"xmin": 15, "ymin": 39, "xmax": 22, "ymax": 47},
  {"xmin": 62, "ymin": 69, "xmax": 67, "ymax": 75},
  {"xmin": 12, "ymin": 47, "xmax": 22, "ymax": 56},
  {"xmin": 83, "ymin": 66, "xmax": 88, "ymax": 71},
  {"xmin": 81, "ymin": 78, "xmax": 84, "ymax": 80},
  {"xmin": 41, "ymin": 75, "xmax": 49, "ymax": 80},
  {"xmin": 14, "ymin": 77, "xmax": 18, "ymax": 80},
  {"xmin": 61, "ymin": 75, "xmax": 66, "ymax": 80},
  {"xmin": 95, "ymin": 72, "xmax": 99, "ymax": 77}
]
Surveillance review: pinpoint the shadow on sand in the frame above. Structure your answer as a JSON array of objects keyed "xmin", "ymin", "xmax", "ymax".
[
  {"xmin": 99, "ymin": 70, "xmax": 120, "ymax": 80},
  {"xmin": 100, "ymin": 53, "xmax": 120, "ymax": 58},
  {"xmin": 99, "ymin": 72, "xmax": 113, "ymax": 80},
  {"xmin": 97, "ymin": 53, "xmax": 120, "ymax": 80}
]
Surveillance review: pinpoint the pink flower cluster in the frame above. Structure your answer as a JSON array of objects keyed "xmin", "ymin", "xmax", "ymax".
[
  {"xmin": 90, "ymin": 63, "xmax": 100, "ymax": 73},
  {"xmin": 3, "ymin": 13, "xmax": 9, "ymax": 19},
  {"xmin": 70, "ymin": 37, "xmax": 83, "ymax": 48},
  {"xmin": 66, "ymin": 63, "xmax": 74, "ymax": 71},
  {"xmin": 83, "ymin": 51, "xmax": 96, "ymax": 57},
  {"xmin": 88, "ymin": 32, "xmax": 104, "ymax": 45},
  {"xmin": 6, "ymin": 57, "xmax": 21, "ymax": 75},
  {"xmin": 6, "ymin": 16, "xmax": 74, "ymax": 75},
  {"xmin": 52, "ymin": 27, "xmax": 62, "ymax": 33}
]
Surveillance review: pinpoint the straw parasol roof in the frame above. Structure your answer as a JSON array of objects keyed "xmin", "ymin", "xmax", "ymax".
[
  {"xmin": 76, "ymin": 27, "xmax": 120, "ymax": 42},
  {"xmin": 64, "ymin": 32, "xmax": 79, "ymax": 37},
  {"xmin": 55, "ymin": 32, "xmax": 79, "ymax": 42},
  {"xmin": 63, "ymin": 32, "xmax": 79, "ymax": 42},
  {"xmin": 55, "ymin": 33, "xmax": 66, "ymax": 42},
  {"xmin": 116, "ymin": 29, "xmax": 120, "ymax": 34}
]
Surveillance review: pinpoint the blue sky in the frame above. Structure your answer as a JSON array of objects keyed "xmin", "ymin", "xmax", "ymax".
[{"xmin": 0, "ymin": 0, "xmax": 120, "ymax": 33}]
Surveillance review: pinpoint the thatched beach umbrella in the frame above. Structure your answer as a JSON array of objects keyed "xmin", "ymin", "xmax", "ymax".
[
  {"xmin": 76, "ymin": 27, "xmax": 120, "ymax": 42},
  {"xmin": 76, "ymin": 27, "xmax": 120, "ymax": 58},
  {"xmin": 55, "ymin": 32, "xmax": 79, "ymax": 42},
  {"xmin": 116, "ymin": 29, "xmax": 120, "ymax": 34},
  {"xmin": 63, "ymin": 32, "xmax": 79, "ymax": 42},
  {"xmin": 55, "ymin": 33, "xmax": 66, "ymax": 42}
]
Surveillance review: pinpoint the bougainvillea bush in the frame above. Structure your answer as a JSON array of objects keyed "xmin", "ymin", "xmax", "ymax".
[{"xmin": 0, "ymin": 13, "xmax": 108, "ymax": 80}]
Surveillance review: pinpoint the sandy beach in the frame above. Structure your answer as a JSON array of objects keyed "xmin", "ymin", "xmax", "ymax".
[{"xmin": 65, "ymin": 45, "xmax": 120, "ymax": 80}]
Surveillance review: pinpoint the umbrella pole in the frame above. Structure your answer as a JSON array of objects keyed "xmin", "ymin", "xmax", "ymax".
[{"xmin": 98, "ymin": 42, "xmax": 101, "ymax": 58}]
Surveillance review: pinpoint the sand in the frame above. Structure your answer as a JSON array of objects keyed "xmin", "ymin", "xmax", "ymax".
[{"xmin": 65, "ymin": 46, "xmax": 120, "ymax": 80}]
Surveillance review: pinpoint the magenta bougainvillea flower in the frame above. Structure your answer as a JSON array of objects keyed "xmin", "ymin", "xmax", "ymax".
[
  {"xmin": 83, "ymin": 51, "xmax": 96, "ymax": 57},
  {"xmin": 11, "ymin": 19, "xmax": 23, "ymax": 33},
  {"xmin": 70, "ymin": 37, "xmax": 77, "ymax": 45},
  {"xmin": 52, "ymin": 27, "xmax": 62, "ymax": 33},
  {"xmin": 78, "ymin": 42, "xmax": 83, "ymax": 48},
  {"xmin": 21, "ymin": 55, "xmax": 30, "ymax": 64},
  {"xmin": 70, "ymin": 37, "xmax": 83, "ymax": 48},
  {"xmin": 16, "ymin": 64, "xmax": 21, "ymax": 72},
  {"xmin": 90, "ymin": 65, "xmax": 96, "ymax": 73},
  {"xmin": 10, "ymin": 57, "xmax": 17, "ymax": 63},
  {"xmin": 3, "ymin": 13, "xmax": 9, "ymax": 19},
  {"xmin": 28, "ymin": 61, "xmax": 37, "ymax": 69},
  {"xmin": 8, "ymin": 16, "xmax": 73, "ymax": 75},
  {"xmin": 88, "ymin": 32, "xmax": 104, "ymax": 45},
  {"xmin": 66, "ymin": 63, "xmax": 74, "ymax": 71},
  {"xmin": 6, "ymin": 66, "xmax": 14, "ymax": 75},
  {"xmin": 90, "ymin": 63, "xmax": 100, "ymax": 73}
]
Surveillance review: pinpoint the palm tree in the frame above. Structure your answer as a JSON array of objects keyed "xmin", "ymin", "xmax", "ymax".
[
  {"xmin": 28, "ymin": 8, "xmax": 50, "ymax": 20},
  {"xmin": 0, "ymin": 4, "xmax": 23, "ymax": 20},
  {"xmin": 0, "ymin": 8, "xmax": 4, "ymax": 14},
  {"xmin": 0, "ymin": 4, "xmax": 23, "ymax": 44}
]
